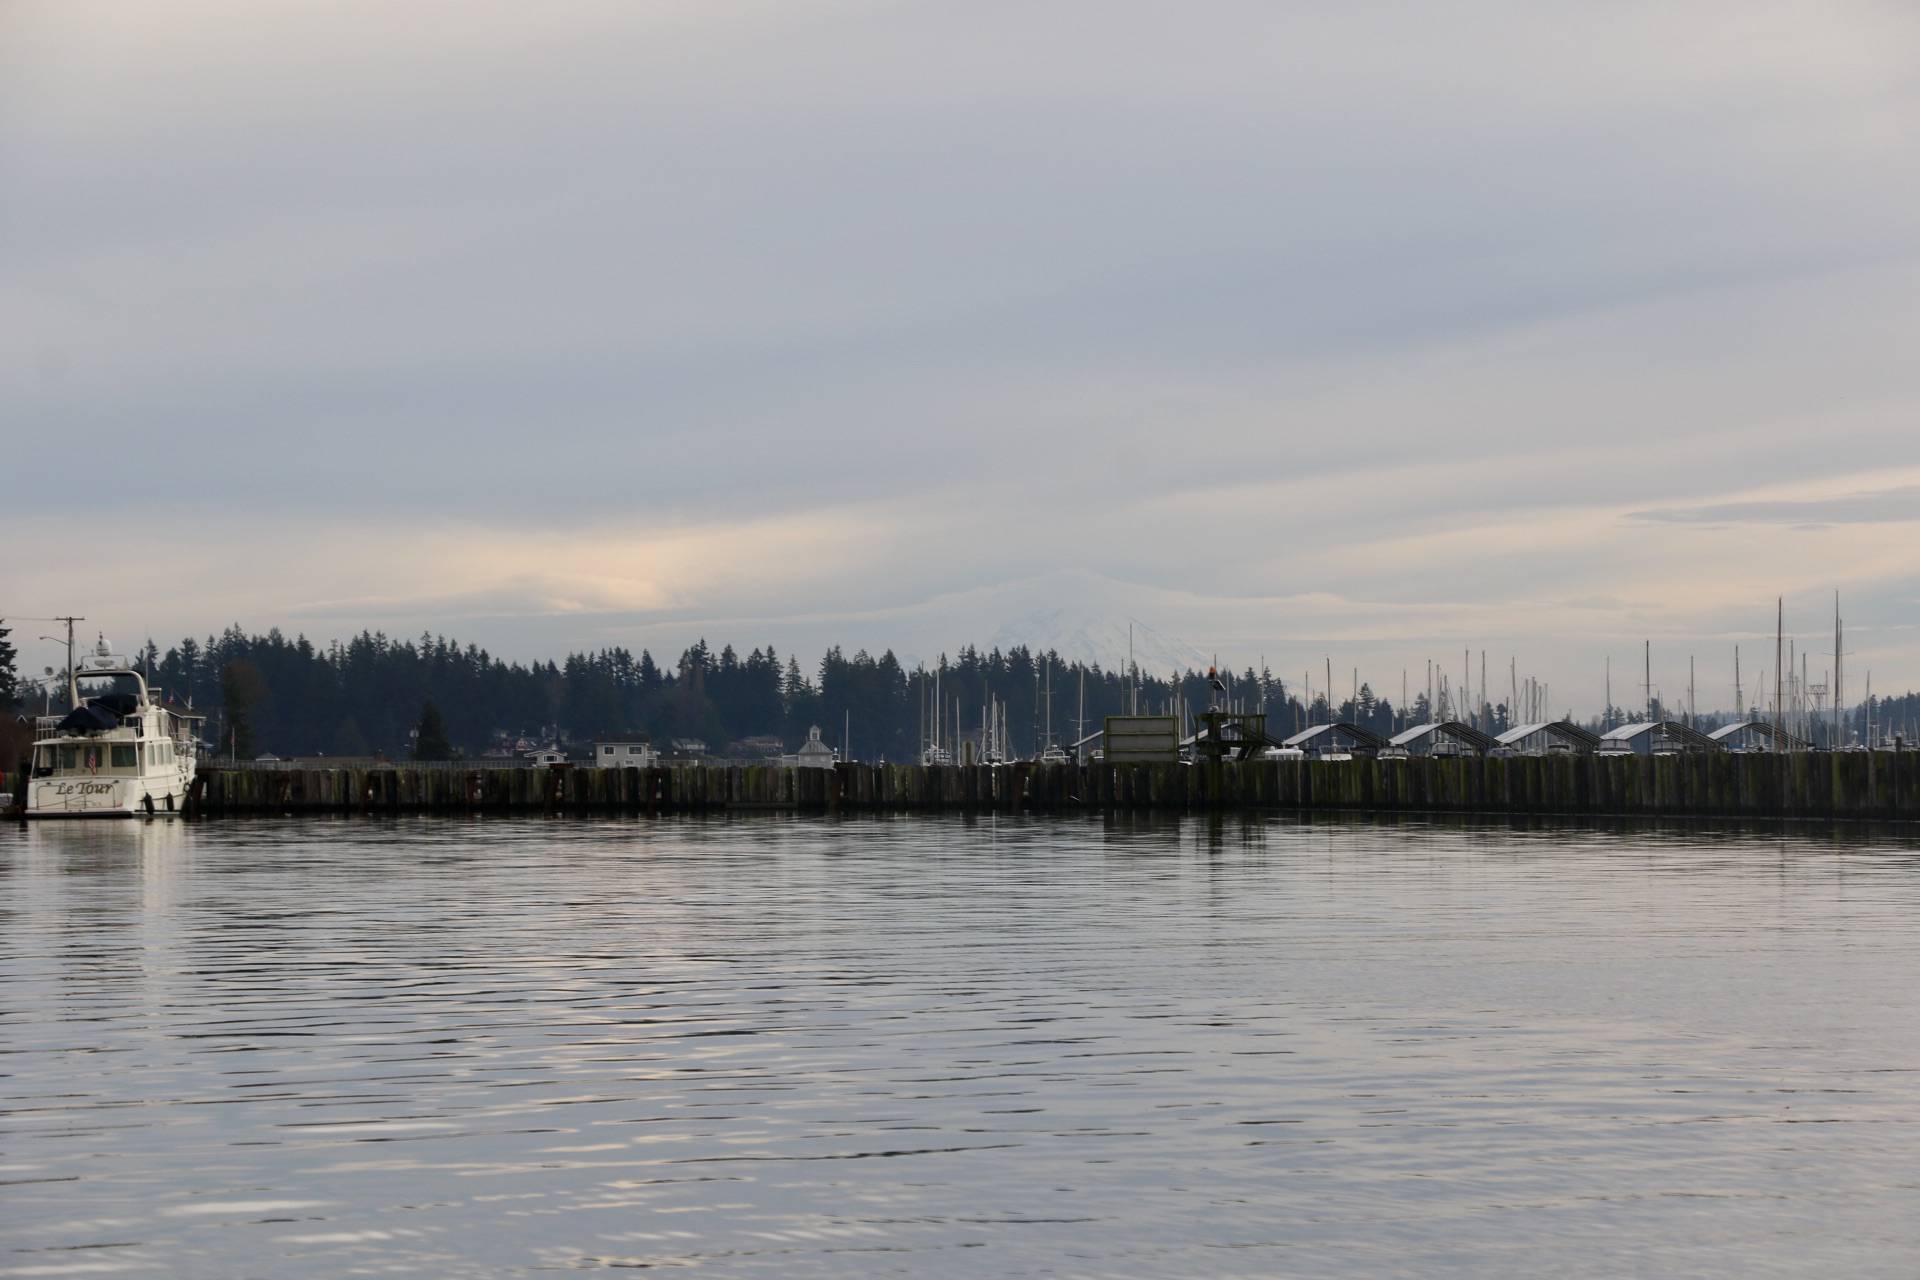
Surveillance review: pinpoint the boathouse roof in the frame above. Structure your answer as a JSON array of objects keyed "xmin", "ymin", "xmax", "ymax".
[
  {"xmin": 1599, "ymin": 720, "xmax": 1720, "ymax": 750},
  {"xmin": 1388, "ymin": 720, "xmax": 1495, "ymax": 751},
  {"xmin": 1280, "ymin": 722, "xmax": 1387, "ymax": 750},
  {"xmin": 1707, "ymin": 720, "xmax": 1809, "ymax": 750},
  {"xmin": 1495, "ymin": 720, "xmax": 1600, "ymax": 748}
]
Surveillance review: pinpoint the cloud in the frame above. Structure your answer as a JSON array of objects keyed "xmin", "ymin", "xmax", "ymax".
[
  {"xmin": 4, "ymin": 1, "xmax": 1920, "ymax": 708},
  {"xmin": 1628, "ymin": 485, "xmax": 1920, "ymax": 526}
]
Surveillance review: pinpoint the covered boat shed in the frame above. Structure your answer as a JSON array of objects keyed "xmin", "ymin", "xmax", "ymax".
[
  {"xmin": 1495, "ymin": 721, "xmax": 1600, "ymax": 757},
  {"xmin": 1598, "ymin": 721, "xmax": 1721, "ymax": 756},
  {"xmin": 1388, "ymin": 720, "xmax": 1495, "ymax": 758},
  {"xmin": 1280, "ymin": 722, "xmax": 1386, "ymax": 759},
  {"xmin": 1707, "ymin": 720, "xmax": 1808, "ymax": 753}
]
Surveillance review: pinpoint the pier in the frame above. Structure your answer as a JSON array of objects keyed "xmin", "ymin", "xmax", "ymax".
[{"xmin": 11, "ymin": 752, "xmax": 1914, "ymax": 821}]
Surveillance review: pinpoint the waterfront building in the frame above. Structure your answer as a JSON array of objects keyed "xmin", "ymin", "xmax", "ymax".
[
  {"xmin": 787, "ymin": 725, "xmax": 838, "ymax": 770},
  {"xmin": 1495, "ymin": 721, "xmax": 1601, "ymax": 756},
  {"xmin": 1280, "ymin": 722, "xmax": 1386, "ymax": 759},
  {"xmin": 1388, "ymin": 721, "xmax": 1495, "ymax": 758},
  {"xmin": 595, "ymin": 741, "xmax": 657, "ymax": 769},
  {"xmin": 1707, "ymin": 721, "xmax": 1809, "ymax": 753},
  {"xmin": 1598, "ymin": 721, "xmax": 1720, "ymax": 756}
]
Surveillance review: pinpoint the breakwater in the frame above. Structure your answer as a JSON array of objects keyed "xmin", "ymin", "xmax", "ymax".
[{"xmin": 111, "ymin": 752, "xmax": 1920, "ymax": 820}]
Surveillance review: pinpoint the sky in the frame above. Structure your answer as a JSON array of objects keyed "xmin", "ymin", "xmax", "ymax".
[{"xmin": 5, "ymin": 0, "xmax": 1919, "ymax": 715}]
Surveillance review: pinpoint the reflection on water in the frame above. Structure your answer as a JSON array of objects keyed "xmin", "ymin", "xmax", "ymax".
[{"xmin": 5, "ymin": 815, "xmax": 1920, "ymax": 1277}]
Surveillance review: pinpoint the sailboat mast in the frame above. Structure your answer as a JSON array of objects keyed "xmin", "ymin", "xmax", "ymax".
[
  {"xmin": 1833, "ymin": 592, "xmax": 1843, "ymax": 750},
  {"xmin": 1077, "ymin": 667, "xmax": 1085, "ymax": 750},
  {"xmin": 1775, "ymin": 596, "xmax": 1784, "ymax": 746}
]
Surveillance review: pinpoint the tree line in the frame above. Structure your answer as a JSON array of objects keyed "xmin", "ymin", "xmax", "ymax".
[
  {"xmin": 5, "ymin": 620, "xmax": 1913, "ymax": 762},
  {"xmin": 6, "ymin": 622, "xmax": 1411, "ymax": 761}
]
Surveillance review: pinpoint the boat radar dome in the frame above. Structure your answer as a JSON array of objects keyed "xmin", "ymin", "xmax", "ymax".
[{"xmin": 88, "ymin": 635, "xmax": 120, "ymax": 669}]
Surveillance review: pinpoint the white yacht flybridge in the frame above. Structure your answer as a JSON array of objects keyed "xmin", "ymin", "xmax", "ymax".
[{"xmin": 26, "ymin": 635, "xmax": 205, "ymax": 818}]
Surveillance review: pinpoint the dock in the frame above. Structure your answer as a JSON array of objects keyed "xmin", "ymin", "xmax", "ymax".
[{"xmin": 9, "ymin": 752, "xmax": 1911, "ymax": 821}]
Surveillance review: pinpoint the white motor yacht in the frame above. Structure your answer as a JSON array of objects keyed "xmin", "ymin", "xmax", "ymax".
[{"xmin": 26, "ymin": 636, "xmax": 204, "ymax": 818}]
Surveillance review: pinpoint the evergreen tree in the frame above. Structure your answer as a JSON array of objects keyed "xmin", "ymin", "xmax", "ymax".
[
  {"xmin": 414, "ymin": 701, "xmax": 454, "ymax": 761},
  {"xmin": 0, "ymin": 619, "xmax": 17, "ymax": 710},
  {"xmin": 332, "ymin": 716, "xmax": 370, "ymax": 757},
  {"xmin": 219, "ymin": 661, "xmax": 264, "ymax": 759}
]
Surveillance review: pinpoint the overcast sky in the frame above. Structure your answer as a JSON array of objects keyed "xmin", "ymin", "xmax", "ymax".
[{"xmin": 5, "ymin": 0, "xmax": 1918, "ymax": 713}]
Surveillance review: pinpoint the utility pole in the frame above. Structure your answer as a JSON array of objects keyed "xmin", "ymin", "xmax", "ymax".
[
  {"xmin": 1734, "ymin": 645, "xmax": 1742, "ymax": 719},
  {"xmin": 41, "ymin": 616, "xmax": 86, "ymax": 708}
]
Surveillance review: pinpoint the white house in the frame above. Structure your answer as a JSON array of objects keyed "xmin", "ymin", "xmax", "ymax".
[
  {"xmin": 595, "ymin": 741, "xmax": 658, "ymax": 769},
  {"xmin": 524, "ymin": 746, "xmax": 569, "ymax": 767},
  {"xmin": 788, "ymin": 725, "xmax": 838, "ymax": 770}
]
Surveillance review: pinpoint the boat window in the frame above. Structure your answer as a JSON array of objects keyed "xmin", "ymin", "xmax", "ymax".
[
  {"xmin": 111, "ymin": 744, "xmax": 137, "ymax": 769},
  {"xmin": 57, "ymin": 746, "xmax": 79, "ymax": 771},
  {"xmin": 35, "ymin": 746, "xmax": 53, "ymax": 769}
]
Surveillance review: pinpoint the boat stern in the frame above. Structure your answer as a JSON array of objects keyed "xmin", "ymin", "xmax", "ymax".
[{"xmin": 25, "ymin": 776, "xmax": 139, "ymax": 818}]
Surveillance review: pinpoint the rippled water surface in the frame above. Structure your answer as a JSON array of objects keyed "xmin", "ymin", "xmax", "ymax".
[{"xmin": 6, "ymin": 815, "xmax": 1920, "ymax": 1277}]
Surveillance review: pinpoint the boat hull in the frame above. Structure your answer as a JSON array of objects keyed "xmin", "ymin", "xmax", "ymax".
[{"xmin": 25, "ymin": 774, "xmax": 191, "ymax": 819}]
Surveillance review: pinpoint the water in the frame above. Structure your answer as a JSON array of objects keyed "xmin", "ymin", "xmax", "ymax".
[{"xmin": 5, "ymin": 815, "xmax": 1920, "ymax": 1277}]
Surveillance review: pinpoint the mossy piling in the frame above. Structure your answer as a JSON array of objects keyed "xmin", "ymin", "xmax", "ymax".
[{"xmin": 181, "ymin": 753, "xmax": 1920, "ymax": 821}]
